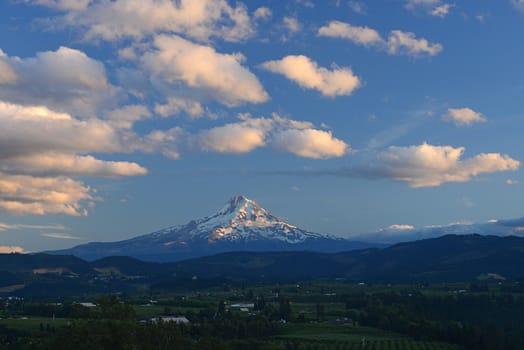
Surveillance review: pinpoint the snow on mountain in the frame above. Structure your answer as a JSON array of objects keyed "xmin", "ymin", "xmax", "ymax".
[
  {"xmin": 351, "ymin": 217, "xmax": 524, "ymax": 244},
  {"xmin": 146, "ymin": 195, "xmax": 326, "ymax": 245},
  {"xmin": 49, "ymin": 195, "xmax": 375, "ymax": 262}
]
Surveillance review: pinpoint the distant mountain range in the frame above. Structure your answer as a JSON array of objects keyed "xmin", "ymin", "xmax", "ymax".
[
  {"xmin": 351, "ymin": 217, "xmax": 524, "ymax": 244},
  {"xmin": 3, "ymin": 234, "xmax": 524, "ymax": 297},
  {"xmin": 49, "ymin": 195, "xmax": 380, "ymax": 262}
]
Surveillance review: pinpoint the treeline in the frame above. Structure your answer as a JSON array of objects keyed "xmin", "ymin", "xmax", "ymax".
[
  {"xmin": 1, "ymin": 296, "xmax": 278, "ymax": 350},
  {"xmin": 347, "ymin": 291, "xmax": 524, "ymax": 349}
]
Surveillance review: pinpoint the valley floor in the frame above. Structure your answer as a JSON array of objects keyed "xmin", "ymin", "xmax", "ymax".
[{"xmin": 1, "ymin": 280, "xmax": 523, "ymax": 349}]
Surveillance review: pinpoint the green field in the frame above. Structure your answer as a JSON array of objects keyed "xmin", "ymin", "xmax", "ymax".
[
  {"xmin": 0, "ymin": 316, "xmax": 69, "ymax": 332},
  {"xmin": 274, "ymin": 323, "xmax": 458, "ymax": 350}
]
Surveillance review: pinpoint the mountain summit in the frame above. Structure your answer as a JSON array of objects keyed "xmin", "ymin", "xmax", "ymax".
[
  {"xmin": 177, "ymin": 195, "xmax": 325, "ymax": 244},
  {"xmin": 49, "ymin": 195, "xmax": 379, "ymax": 262}
]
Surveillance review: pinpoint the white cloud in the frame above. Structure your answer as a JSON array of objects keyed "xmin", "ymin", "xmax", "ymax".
[
  {"xmin": 386, "ymin": 224, "xmax": 415, "ymax": 230},
  {"xmin": 2, "ymin": 153, "xmax": 147, "ymax": 177},
  {"xmin": 348, "ymin": 1, "xmax": 367, "ymax": 14},
  {"xmin": 154, "ymin": 97, "xmax": 205, "ymax": 118},
  {"xmin": 512, "ymin": 0, "xmax": 524, "ymax": 13},
  {"xmin": 261, "ymin": 55, "xmax": 361, "ymax": 97},
  {"xmin": 198, "ymin": 123, "xmax": 266, "ymax": 154},
  {"xmin": 0, "ymin": 50, "xmax": 18, "ymax": 84},
  {"xmin": 405, "ymin": 0, "xmax": 453, "ymax": 18},
  {"xmin": 431, "ymin": 4, "xmax": 454, "ymax": 18},
  {"xmin": 318, "ymin": 21, "xmax": 443, "ymax": 57},
  {"xmin": 0, "ymin": 101, "xmax": 155, "ymax": 216},
  {"xmin": 141, "ymin": 35, "xmax": 269, "ymax": 106},
  {"xmin": 41, "ymin": 0, "xmax": 254, "ymax": 43},
  {"xmin": 387, "ymin": 30, "xmax": 443, "ymax": 56},
  {"xmin": 442, "ymin": 108, "xmax": 487, "ymax": 126},
  {"xmin": 0, "ymin": 246, "xmax": 24, "ymax": 253},
  {"xmin": 374, "ymin": 143, "xmax": 520, "ymax": 187},
  {"xmin": 104, "ymin": 105, "xmax": 152, "ymax": 129},
  {"xmin": 0, "ymin": 223, "xmax": 67, "ymax": 231},
  {"xmin": 276, "ymin": 144, "xmax": 516, "ymax": 188},
  {"xmin": 41, "ymin": 233, "xmax": 81, "ymax": 239},
  {"xmin": 272, "ymin": 129, "xmax": 349, "ymax": 159},
  {"xmin": 254, "ymin": 7, "xmax": 272, "ymax": 20},
  {"xmin": 195, "ymin": 114, "xmax": 350, "ymax": 159},
  {"xmin": 139, "ymin": 127, "xmax": 184, "ymax": 160},
  {"xmin": 318, "ymin": 21, "xmax": 383, "ymax": 46},
  {"xmin": 283, "ymin": 16, "xmax": 302, "ymax": 33},
  {"xmin": 0, "ymin": 101, "xmax": 124, "ymax": 159},
  {"xmin": 0, "ymin": 173, "xmax": 93, "ymax": 216},
  {"xmin": 506, "ymin": 179, "xmax": 519, "ymax": 186},
  {"xmin": 283, "ymin": 144, "xmax": 517, "ymax": 188},
  {"xmin": 0, "ymin": 46, "xmax": 118, "ymax": 116}
]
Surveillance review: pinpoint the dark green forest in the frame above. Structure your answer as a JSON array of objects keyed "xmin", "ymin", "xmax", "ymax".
[{"xmin": 2, "ymin": 281, "xmax": 524, "ymax": 349}]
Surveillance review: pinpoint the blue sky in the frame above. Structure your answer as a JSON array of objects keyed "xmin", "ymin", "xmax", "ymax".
[{"xmin": 1, "ymin": 0, "xmax": 524, "ymax": 253}]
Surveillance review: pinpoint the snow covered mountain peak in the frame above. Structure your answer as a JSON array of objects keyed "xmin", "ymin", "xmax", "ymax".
[
  {"xmin": 50, "ymin": 195, "xmax": 379, "ymax": 262},
  {"xmin": 147, "ymin": 195, "xmax": 325, "ymax": 244},
  {"xmin": 213, "ymin": 195, "xmax": 278, "ymax": 224},
  {"xmin": 193, "ymin": 195, "xmax": 311, "ymax": 243}
]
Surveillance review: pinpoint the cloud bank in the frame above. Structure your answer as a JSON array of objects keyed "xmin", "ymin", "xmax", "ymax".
[{"xmin": 38, "ymin": 0, "xmax": 254, "ymax": 43}]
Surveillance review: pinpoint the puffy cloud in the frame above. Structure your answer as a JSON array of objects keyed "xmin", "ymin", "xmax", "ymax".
[
  {"xmin": 0, "ymin": 46, "xmax": 118, "ymax": 116},
  {"xmin": 387, "ymin": 30, "xmax": 443, "ymax": 56},
  {"xmin": 0, "ymin": 51, "xmax": 18, "ymax": 84},
  {"xmin": 513, "ymin": 0, "xmax": 524, "ymax": 13},
  {"xmin": 318, "ymin": 21, "xmax": 383, "ymax": 46},
  {"xmin": 0, "ymin": 246, "xmax": 24, "ymax": 253},
  {"xmin": 198, "ymin": 123, "xmax": 266, "ymax": 153},
  {"xmin": 154, "ymin": 97, "xmax": 205, "ymax": 118},
  {"xmin": 279, "ymin": 143, "xmax": 519, "ymax": 187},
  {"xmin": 254, "ymin": 7, "xmax": 272, "ymax": 20},
  {"xmin": 41, "ymin": 0, "xmax": 254, "ymax": 43},
  {"xmin": 0, "ymin": 101, "xmax": 152, "ymax": 215},
  {"xmin": 195, "ymin": 114, "xmax": 350, "ymax": 158},
  {"xmin": 442, "ymin": 108, "xmax": 487, "ymax": 126},
  {"xmin": 0, "ymin": 173, "xmax": 93, "ymax": 216},
  {"xmin": 272, "ymin": 129, "xmax": 349, "ymax": 159},
  {"xmin": 0, "ymin": 101, "xmax": 122, "ymax": 158},
  {"xmin": 141, "ymin": 35, "xmax": 269, "ymax": 106},
  {"xmin": 261, "ymin": 55, "xmax": 361, "ymax": 97},
  {"xmin": 318, "ymin": 21, "xmax": 443, "ymax": 57},
  {"xmin": 374, "ymin": 143, "xmax": 520, "ymax": 187}
]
